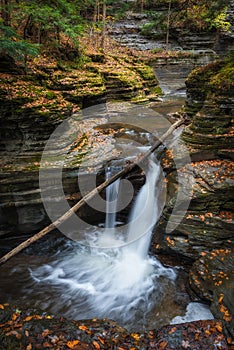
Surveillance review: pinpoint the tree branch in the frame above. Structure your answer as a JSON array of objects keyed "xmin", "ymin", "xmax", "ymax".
[{"xmin": 0, "ymin": 117, "xmax": 185, "ymax": 265}]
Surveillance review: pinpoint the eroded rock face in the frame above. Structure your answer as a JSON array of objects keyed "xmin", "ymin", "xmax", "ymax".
[
  {"xmin": 152, "ymin": 159, "xmax": 234, "ymax": 260},
  {"xmin": 189, "ymin": 249, "xmax": 234, "ymax": 340},
  {"xmin": 152, "ymin": 57, "xmax": 234, "ymax": 260},
  {"xmin": 151, "ymin": 56, "xmax": 234, "ymax": 345},
  {"xmin": 0, "ymin": 52, "xmax": 160, "ymax": 237}
]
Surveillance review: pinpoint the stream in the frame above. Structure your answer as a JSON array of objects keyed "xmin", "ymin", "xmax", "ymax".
[{"xmin": 0, "ymin": 60, "xmax": 214, "ymax": 332}]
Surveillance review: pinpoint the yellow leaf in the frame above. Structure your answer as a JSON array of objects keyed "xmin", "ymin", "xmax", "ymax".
[{"xmin": 131, "ymin": 333, "xmax": 140, "ymax": 341}]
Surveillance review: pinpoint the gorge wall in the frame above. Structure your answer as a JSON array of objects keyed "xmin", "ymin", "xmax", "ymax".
[{"xmin": 152, "ymin": 56, "xmax": 234, "ymax": 339}]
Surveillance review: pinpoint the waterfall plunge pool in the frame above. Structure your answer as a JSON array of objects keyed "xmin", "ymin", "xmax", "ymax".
[
  {"xmin": 0, "ymin": 156, "xmax": 213, "ymax": 331},
  {"xmin": 0, "ymin": 71, "xmax": 215, "ymax": 330}
]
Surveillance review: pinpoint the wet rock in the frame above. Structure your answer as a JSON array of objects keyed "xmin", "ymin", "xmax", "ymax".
[
  {"xmin": 0, "ymin": 304, "xmax": 230, "ymax": 349},
  {"xmin": 174, "ymin": 30, "xmax": 217, "ymax": 50},
  {"xmin": 148, "ymin": 320, "xmax": 229, "ymax": 349},
  {"xmin": 152, "ymin": 158, "xmax": 234, "ymax": 260},
  {"xmin": 189, "ymin": 249, "xmax": 234, "ymax": 341},
  {"xmin": 0, "ymin": 51, "xmax": 161, "ymax": 236},
  {"xmin": 153, "ymin": 56, "xmax": 234, "ymax": 260}
]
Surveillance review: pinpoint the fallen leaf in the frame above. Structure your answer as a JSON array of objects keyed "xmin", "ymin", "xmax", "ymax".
[
  {"xmin": 182, "ymin": 340, "xmax": 190, "ymax": 348},
  {"xmin": 216, "ymin": 324, "xmax": 223, "ymax": 332},
  {"xmin": 67, "ymin": 340, "xmax": 80, "ymax": 349},
  {"xmin": 131, "ymin": 333, "xmax": 140, "ymax": 341},
  {"xmin": 93, "ymin": 340, "xmax": 100, "ymax": 349},
  {"xmin": 25, "ymin": 316, "xmax": 33, "ymax": 321},
  {"xmin": 169, "ymin": 327, "xmax": 177, "ymax": 334},
  {"xmin": 159, "ymin": 341, "xmax": 168, "ymax": 349},
  {"xmin": 79, "ymin": 325, "xmax": 87, "ymax": 331},
  {"xmin": 42, "ymin": 329, "xmax": 50, "ymax": 337},
  {"xmin": 218, "ymin": 294, "xmax": 224, "ymax": 304},
  {"xmin": 98, "ymin": 336, "xmax": 105, "ymax": 344}
]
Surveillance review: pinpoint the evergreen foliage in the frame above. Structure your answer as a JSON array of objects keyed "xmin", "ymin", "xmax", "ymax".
[{"xmin": 0, "ymin": 23, "xmax": 39, "ymax": 67}]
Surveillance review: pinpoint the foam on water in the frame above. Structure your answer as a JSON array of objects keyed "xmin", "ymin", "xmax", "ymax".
[
  {"xmin": 31, "ymin": 244, "xmax": 176, "ymax": 328},
  {"xmin": 30, "ymin": 157, "xmax": 176, "ymax": 329},
  {"xmin": 170, "ymin": 302, "xmax": 214, "ymax": 324}
]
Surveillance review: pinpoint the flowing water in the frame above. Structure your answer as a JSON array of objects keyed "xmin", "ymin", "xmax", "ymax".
[
  {"xmin": 0, "ymin": 156, "xmax": 189, "ymax": 331},
  {"xmin": 28, "ymin": 157, "xmax": 177, "ymax": 330},
  {"xmin": 0, "ymin": 62, "xmax": 215, "ymax": 330}
]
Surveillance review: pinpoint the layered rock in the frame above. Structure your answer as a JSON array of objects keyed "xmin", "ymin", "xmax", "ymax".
[
  {"xmin": 152, "ymin": 56, "xmax": 234, "ymax": 342},
  {"xmin": 152, "ymin": 57, "xmax": 234, "ymax": 260},
  {"xmin": 0, "ymin": 50, "xmax": 161, "ymax": 237},
  {"xmin": 189, "ymin": 249, "xmax": 234, "ymax": 340}
]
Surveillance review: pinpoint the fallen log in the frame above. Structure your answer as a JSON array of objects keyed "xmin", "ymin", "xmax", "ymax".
[{"xmin": 0, "ymin": 117, "xmax": 185, "ymax": 265}]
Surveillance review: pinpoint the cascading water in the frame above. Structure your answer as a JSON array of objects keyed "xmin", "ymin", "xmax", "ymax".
[
  {"xmin": 29, "ymin": 156, "xmax": 176, "ymax": 330},
  {"xmin": 105, "ymin": 167, "xmax": 120, "ymax": 229}
]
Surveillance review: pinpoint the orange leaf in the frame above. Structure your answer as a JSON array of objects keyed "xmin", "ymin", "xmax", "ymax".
[
  {"xmin": 169, "ymin": 327, "xmax": 177, "ymax": 334},
  {"xmin": 131, "ymin": 333, "xmax": 140, "ymax": 341},
  {"xmin": 79, "ymin": 325, "xmax": 87, "ymax": 331},
  {"xmin": 12, "ymin": 313, "xmax": 19, "ymax": 321},
  {"xmin": 93, "ymin": 341, "xmax": 100, "ymax": 349},
  {"xmin": 218, "ymin": 294, "xmax": 224, "ymax": 304},
  {"xmin": 67, "ymin": 340, "xmax": 80, "ymax": 349},
  {"xmin": 0, "ymin": 304, "xmax": 4, "ymax": 310},
  {"xmin": 26, "ymin": 345, "xmax": 32, "ymax": 350},
  {"xmin": 223, "ymin": 316, "xmax": 232, "ymax": 322},
  {"xmin": 200, "ymin": 215, "xmax": 205, "ymax": 221},
  {"xmin": 98, "ymin": 336, "xmax": 105, "ymax": 344},
  {"xmin": 42, "ymin": 329, "xmax": 50, "ymax": 337},
  {"xmin": 159, "ymin": 341, "xmax": 168, "ymax": 349},
  {"xmin": 25, "ymin": 316, "xmax": 33, "ymax": 321},
  {"xmin": 43, "ymin": 342, "xmax": 51, "ymax": 348},
  {"xmin": 216, "ymin": 324, "xmax": 223, "ymax": 332}
]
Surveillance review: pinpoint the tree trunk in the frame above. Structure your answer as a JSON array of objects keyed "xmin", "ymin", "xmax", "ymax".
[
  {"xmin": 100, "ymin": 0, "xmax": 106, "ymax": 50},
  {"xmin": 1, "ymin": 0, "xmax": 11, "ymax": 26},
  {"xmin": 166, "ymin": 0, "xmax": 172, "ymax": 51},
  {"xmin": 0, "ymin": 118, "xmax": 185, "ymax": 266}
]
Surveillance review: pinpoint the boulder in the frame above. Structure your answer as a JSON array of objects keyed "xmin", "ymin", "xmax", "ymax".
[{"xmin": 189, "ymin": 249, "xmax": 234, "ymax": 340}]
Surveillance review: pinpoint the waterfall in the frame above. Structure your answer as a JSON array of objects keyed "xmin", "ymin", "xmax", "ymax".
[
  {"xmin": 30, "ymin": 155, "xmax": 176, "ymax": 330},
  {"xmin": 127, "ymin": 159, "xmax": 160, "ymax": 258},
  {"xmin": 105, "ymin": 167, "xmax": 120, "ymax": 229}
]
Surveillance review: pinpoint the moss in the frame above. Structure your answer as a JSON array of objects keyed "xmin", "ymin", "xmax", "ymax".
[
  {"xmin": 185, "ymin": 57, "xmax": 234, "ymax": 119},
  {"xmin": 135, "ymin": 65, "xmax": 156, "ymax": 81}
]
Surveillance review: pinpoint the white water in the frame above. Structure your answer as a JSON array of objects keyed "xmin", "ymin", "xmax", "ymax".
[
  {"xmin": 171, "ymin": 302, "xmax": 214, "ymax": 324},
  {"xmin": 105, "ymin": 167, "xmax": 120, "ymax": 229},
  {"xmin": 30, "ymin": 157, "xmax": 176, "ymax": 330}
]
